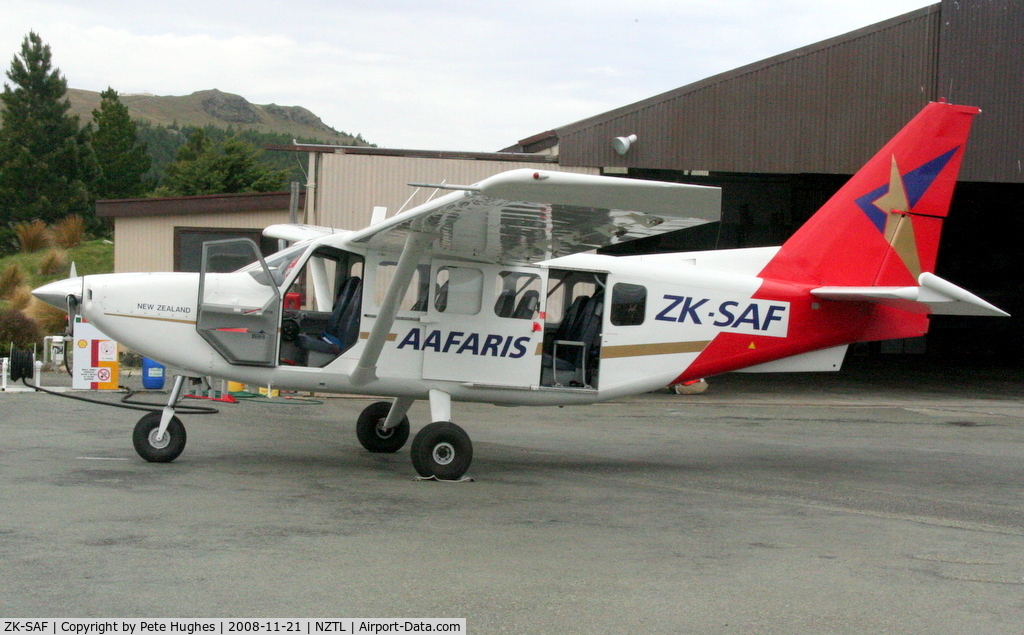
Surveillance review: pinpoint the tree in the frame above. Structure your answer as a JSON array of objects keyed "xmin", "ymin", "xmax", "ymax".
[
  {"xmin": 219, "ymin": 137, "xmax": 288, "ymax": 193},
  {"xmin": 157, "ymin": 128, "xmax": 287, "ymax": 196},
  {"xmin": 157, "ymin": 128, "xmax": 221, "ymax": 196},
  {"xmin": 91, "ymin": 87, "xmax": 151, "ymax": 198},
  {"xmin": 0, "ymin": 32, "xmax": 96, "ymax": 225}
]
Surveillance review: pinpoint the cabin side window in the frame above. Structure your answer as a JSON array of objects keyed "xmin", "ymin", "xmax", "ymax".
[
  {"xmin": 610, "ymin": 283, "xmax": 647, "ymax": 326},
  {"xmin": 494, "ymin": 271, "xmax": 541, "ymax": 319},
  {"xmin": 374, "ymin": 262, "xmax": 430, "ymax": 312}
]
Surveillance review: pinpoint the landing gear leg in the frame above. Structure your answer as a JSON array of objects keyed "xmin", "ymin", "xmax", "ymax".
[
  {"xmin": 132, "ymin": 375, "xmax": 188, "ymax": 462},
  {"xmin": 410, "ymin": 389, "xmax": 473, "ymax": 480}
]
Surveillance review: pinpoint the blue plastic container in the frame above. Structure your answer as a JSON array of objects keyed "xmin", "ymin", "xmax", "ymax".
[{"xmin": 141, "ymin": 357, "xmax": 166, "ymax": 390}]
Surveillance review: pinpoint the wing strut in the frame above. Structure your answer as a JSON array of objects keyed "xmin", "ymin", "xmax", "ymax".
[{"xmin": 351, "ymin": 229, "xmax": 436, "ymax": 386}]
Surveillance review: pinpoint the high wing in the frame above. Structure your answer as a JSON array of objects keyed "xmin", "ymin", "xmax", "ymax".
[
  {"xmin": 345, "ymin": 168, "xmax": 721, "ymax": 386},
  {"xmin": 263, "ymin": 224, "xmax": 345, "ymax": 243},
  {"xmin": 341, "ymin": 168, "xmax": 721, "ymax": 265}
]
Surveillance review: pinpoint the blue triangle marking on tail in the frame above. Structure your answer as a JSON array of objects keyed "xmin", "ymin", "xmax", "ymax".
[
  {"xmin": 855, "ymin": 185, "xmax": 889, "ymax": 232},
  {"xmin": 904, "ymin": 146, "xmax": 958, "ymax": 207},
  {"xmin": 854, "ymin": 146, "xmax": 960, "ymax": 233}
]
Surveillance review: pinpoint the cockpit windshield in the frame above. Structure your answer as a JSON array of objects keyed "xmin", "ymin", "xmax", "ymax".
[{"xmin": 236, "ymin": 242, "xmax": 309, "ymax": 287}]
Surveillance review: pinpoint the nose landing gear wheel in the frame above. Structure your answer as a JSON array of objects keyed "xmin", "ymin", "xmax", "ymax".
[
  {"xmin": 410, "ymin": 421, "xmax": 472, "ymax": 480},
  {"xmin": 356, "ymin": 401, "xmax": 411, "ymax": 453},
  {"xmin": 132, "ymin": 412, "xmax": 187, "ymax": 462}
]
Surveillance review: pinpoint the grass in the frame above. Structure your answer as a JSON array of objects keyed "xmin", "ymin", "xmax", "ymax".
[
  {"xmin": 0, "ymin": 239, "xmax": 113, "ymax": 311},
  {"xmin": 1, "ymin": 238, "xmax": 113, "ymax": 351},
  {"xmin": 39, "ymin": 248, "xmax": 69, "ymax": 275},
  {"xmin": 0, "ymin": 263, "xmax": 26, "ymax": 297}
]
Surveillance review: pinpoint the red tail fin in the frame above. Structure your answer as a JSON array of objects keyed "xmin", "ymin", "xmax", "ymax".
[{"xmin": 759, "ymin": 101, "xmax": 979, "ymax": 287}]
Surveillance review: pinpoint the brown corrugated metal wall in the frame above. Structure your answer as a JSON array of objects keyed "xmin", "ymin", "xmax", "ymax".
[
  {"xmin": 939, "ymin": 0, "xmax": 1024, "ymax": 182},
  {"xmin": 558, "ymin": 6, "xmax": 953, "ymax": 177}
]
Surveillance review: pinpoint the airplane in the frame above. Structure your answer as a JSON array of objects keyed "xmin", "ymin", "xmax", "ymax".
[{"xmin": 32, "ymin": 100, "xmax": 1008, "ymax": 480}]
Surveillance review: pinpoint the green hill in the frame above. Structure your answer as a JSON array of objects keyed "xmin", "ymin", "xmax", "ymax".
[
  {"xmin": 1, "ymin": 87, "xmax": 370, "ymax": 192},
  {"xmin": 66, "ymin": 88, "xmax": 367, "ymax": 145}
]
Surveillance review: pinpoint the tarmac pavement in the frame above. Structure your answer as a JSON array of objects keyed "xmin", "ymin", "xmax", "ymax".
[{"xmin": 2, "ymin": 363, "xmax": 1024, "ymax": 633}]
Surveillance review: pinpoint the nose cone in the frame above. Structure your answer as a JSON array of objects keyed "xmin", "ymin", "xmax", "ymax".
[{"xmin": 32, "ymin": 277, "xmax": 83, "ymax": 313}]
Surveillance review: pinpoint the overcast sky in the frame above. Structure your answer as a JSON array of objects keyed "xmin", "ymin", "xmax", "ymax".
[{"xmin": 2, "ymin": 0, "xmax": 936, "ymax": 151}]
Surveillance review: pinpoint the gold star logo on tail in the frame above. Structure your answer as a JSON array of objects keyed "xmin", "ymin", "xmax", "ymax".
[
  {"xmin": 855, "ymin": 148, "xmax": 960, "ymax": 279},
  {"xmin": 870, "ymin": 156, "xmax": 921, "ymax": 278}
]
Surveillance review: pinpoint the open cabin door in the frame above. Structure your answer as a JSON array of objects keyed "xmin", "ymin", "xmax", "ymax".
[
  {"xmin": 196, "ymin": 238, "xmax": 281, "ymax": 367},
  {"xmin": 420, "ymin": 261, "xmax": 544, "ymax": 387},
  {"xmin": 540, "ymin": 268, "xmax": 606, "ymax": 388}
]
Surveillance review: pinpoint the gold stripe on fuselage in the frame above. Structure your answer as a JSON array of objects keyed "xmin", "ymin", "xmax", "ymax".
[
  {"xmin": 360, "ymin": 332, "xmax": 398, "ymax": 341},
  {"xmin": 600, "ymin": 340, "xmax": 711, "ymax": 359},
  {"xmin": 104, "ymin": 313, "xmax": 197, "ymax": 325}
]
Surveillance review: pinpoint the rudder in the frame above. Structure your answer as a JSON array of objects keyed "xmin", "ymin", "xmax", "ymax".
[{"xmin": 759, "ymin": 101, "xmax": 980, "ymax": 287}]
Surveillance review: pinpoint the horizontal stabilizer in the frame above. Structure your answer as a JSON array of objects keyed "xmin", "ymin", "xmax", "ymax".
[
  {"xmin": 812, "ymin": 272, "xmax": 1008, "ymax": 317},
  {"xmin": 263, "ymin": 224, "xmax": 342, "ymax": 243}
]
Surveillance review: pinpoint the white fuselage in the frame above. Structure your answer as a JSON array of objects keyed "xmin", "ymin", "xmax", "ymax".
[{"xmin": 66, "ymin": 234, "xmax": 803, "ymax": 408}]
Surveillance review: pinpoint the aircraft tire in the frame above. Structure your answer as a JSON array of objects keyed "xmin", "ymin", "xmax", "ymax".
[
  {"xmin": 356, "ymin": 401, "xmax": 410, "ymax": 453},
  {"xmin": 132, "ymin": 412, "xmax": 187, "ymax": 463},
  {"xmin": 410, "ymin": 422, "xmax": 472, "ymax": 480}
]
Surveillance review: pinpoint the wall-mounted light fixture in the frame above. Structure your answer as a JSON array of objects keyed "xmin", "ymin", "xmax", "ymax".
[{"xmin": 611, "ymin": 134, "xmax": 637, "ymax": 156}]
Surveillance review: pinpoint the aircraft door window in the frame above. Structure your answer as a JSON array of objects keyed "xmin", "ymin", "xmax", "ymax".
[
  {"xmin": 434, "ymin": 266, "xmax": 483, "ymax": 315},
  {"xmin": 197, "ymin": 238, "xmax": 282, "ymax": 367},
  {"xmin": 240, "ymin": 242, "xmax": 306, "ymax": 287},
  {"xmin": 610, "ymin": 283, "xmax": 647, "ymax": 326}
]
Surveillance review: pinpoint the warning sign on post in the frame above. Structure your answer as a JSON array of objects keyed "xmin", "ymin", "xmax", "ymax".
[{"xmin": 73, "ymin": 316, "xmax": 120, "ymax": 390}]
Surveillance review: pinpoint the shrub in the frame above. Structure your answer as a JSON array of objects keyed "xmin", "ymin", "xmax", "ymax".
[
  {"xmin": 51, "ymin": 215, "xmax": 86, "ymax": 249},
  {"xmin": 22, "ymin": 297, "xmax": 68, "ymax": 336},
  {"xmin": 0, "ymin": 307, "xmax": 43, "ymax": 352},
  {"xmin": 0, "ymin": 263, "xmax": 26, "ymax": 299},
  {"xmin": 14, "ymin": 220, "xmax": 51, "ymax": 253},
  {"xmin": 6, "ymin": 285, "xmax": 32, "ymax": 311},
  {"xmin": 38, "ymin": 248, "xmax": 68, "ymax": 276}
]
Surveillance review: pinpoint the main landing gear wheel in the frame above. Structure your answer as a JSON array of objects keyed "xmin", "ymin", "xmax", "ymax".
[
  {"xmin": 356, "ymin": 401, "xmax": 410, "ymax": 453},
  {"xmin": 132, "ymin": 412, "xmax": 187, "ymax": 463},
  {"xmin": 410, "ymin": 421, "xmax": 473, "ymax": 480}
]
